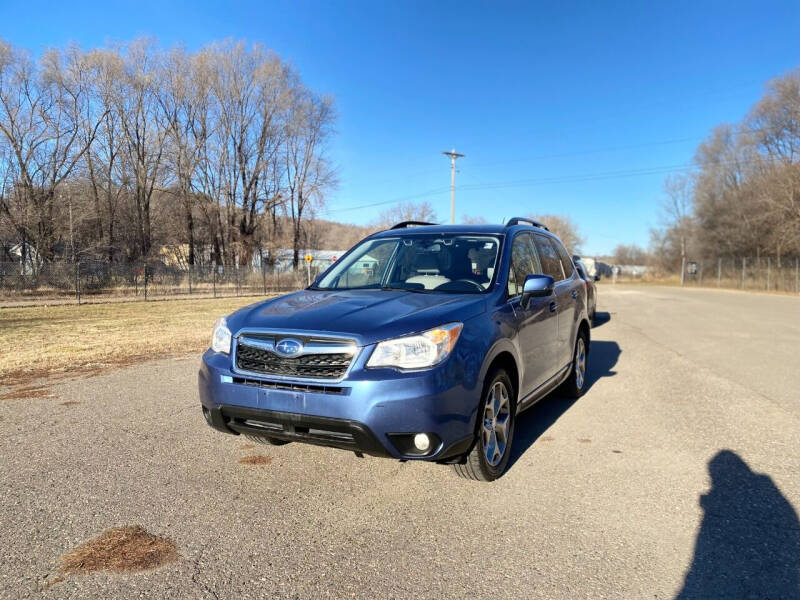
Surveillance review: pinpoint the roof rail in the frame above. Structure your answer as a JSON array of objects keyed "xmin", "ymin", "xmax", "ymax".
[
  {"xmin": 390, "ymin": 220, "xmax": 437, "ymax": 229},
  {"xmin": 505, "ymin": 217, "xmax": 549, "ymax": 231}
]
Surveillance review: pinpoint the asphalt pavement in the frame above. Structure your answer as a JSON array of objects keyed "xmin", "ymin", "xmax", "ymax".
[{"xmin": 1, "ymin": 285, "xmax": 798, "ymax": 599}]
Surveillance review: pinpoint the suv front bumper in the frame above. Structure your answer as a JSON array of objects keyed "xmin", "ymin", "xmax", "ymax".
[{"xmin": 199, "ymin": 350, "xmax": 479, "ymax": 461}]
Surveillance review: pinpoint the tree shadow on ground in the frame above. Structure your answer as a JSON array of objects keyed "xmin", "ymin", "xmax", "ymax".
[
  {"xmin": 676, "ymin": 450, "xmax": 800, "ymax": 599},
  {"xmin": 506, "ymin": 340, "xmax": 621, "ymax": 472}
]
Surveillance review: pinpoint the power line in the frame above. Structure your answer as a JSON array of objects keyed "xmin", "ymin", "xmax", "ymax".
[
  {"xmin": 315, "ymin": 186, "xmax": 450, "ymax": 216},
  {"xmin": 468, "ymin": 135, "xmax": 705, "ymax": 169},
  {"xmin": 320, "ymin": 155, "xmax": 779, "ymax": 216}
]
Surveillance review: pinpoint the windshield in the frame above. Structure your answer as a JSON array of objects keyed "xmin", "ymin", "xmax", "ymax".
[{"xmin": 315, "ymin": 234, "xmax": 502, "ymax": 293}]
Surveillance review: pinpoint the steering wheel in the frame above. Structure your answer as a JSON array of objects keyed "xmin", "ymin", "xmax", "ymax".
[{"xmin": 435, "ymin": 279, "xmax": 484, "ymax": 292}]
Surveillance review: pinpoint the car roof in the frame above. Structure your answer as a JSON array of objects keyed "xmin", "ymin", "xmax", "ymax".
[{"xmin": 369, "ymin": 223, "xmax": 555, "ymax": 239}]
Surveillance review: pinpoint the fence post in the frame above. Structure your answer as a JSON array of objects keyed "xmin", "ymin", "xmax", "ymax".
[
  {"xmin": 212, "ymin": 265, "xmax": 217, "ymax": 298},
  {"xmin": 717, "ymin": 258, "xmax": 721, "ymax": 287},
  {"xmin": 795, "ymin": 258, "xmax": 799, "ymax": 294},
  {"xmin": 767, "ymin": 257, "xmax": 771, "ymax": 291},
  {"xmin": 741, "ymin": 257, "xmax": 746, "ymax": 289},
  {"xmin": 143, "ymin": 264, "xmax": 148, "ymax": 301},
  {"xmin": 188, "ymin": 266, "xmax": 192, "ymax": 295},
  {"xmin": 261, "ymin": 256, "xmax": 267, "ymax": 296},
  {"xmin": 75, "ymin": 260, "xmax": 81, "ymax": 305}
]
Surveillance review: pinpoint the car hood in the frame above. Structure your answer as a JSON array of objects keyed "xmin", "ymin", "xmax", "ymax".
[{"xmin": 227, "ymin": 289, "xmax": 487, "ymax": 346}]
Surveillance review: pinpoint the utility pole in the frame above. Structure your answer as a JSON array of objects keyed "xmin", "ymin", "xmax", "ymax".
[{"xmin": 442, "ymin": 148, "xmax": 464, "ymax": 224}]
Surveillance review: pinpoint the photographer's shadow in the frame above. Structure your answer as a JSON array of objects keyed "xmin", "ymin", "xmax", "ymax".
[
  {"xmin": 676, "ymin": 450, "xmax": 800, "ymax": 599},
  {"xmin": 506, "ymin": 338, "xmax": 620, "ymax": 471}
]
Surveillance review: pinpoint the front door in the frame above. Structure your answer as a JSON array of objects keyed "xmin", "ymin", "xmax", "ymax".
[{"xmin": 507, "ymin": 232, "xmax": 559, "ymax": 398}]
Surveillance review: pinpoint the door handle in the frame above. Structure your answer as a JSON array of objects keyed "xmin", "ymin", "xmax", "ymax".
[{"xmin": 549, "ymin": 302, "xmax": 557, "ymax": 313}]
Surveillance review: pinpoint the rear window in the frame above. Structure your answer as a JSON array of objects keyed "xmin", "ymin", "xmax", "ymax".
[
  {"xmin": 553, "ymin": 240, "xmax": 574, "ymax": 278},
  {"xmin": 533, "ymin": 234, "xmax": 565, "ymax": 281}
]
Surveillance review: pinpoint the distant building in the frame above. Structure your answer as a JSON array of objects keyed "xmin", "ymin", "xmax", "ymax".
[
  {"xmin": 1, "ymin": 241, "xmax": 41, "ymax": 275},
  {"xmin": 257, "ymin": 249, "xmax": 346, "ymax": 272}
]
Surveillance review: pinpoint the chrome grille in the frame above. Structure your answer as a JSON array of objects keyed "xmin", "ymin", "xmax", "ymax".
[{"xmin": 234, "ymin": 334, "xmax": 356, "ymax": 380}]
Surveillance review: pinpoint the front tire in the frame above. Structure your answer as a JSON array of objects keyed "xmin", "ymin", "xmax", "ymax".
[
  {"xmin": 560, "ymin": 329, "xmax": 589, "ymax": 399},
  {"xmin": 452, "ymin": 369, "xmax": 516, "ymax": 482}
]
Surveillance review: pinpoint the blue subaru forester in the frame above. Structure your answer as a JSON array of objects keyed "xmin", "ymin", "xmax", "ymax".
[{"xmin": 199, "ymin": 218, "xmax": 590, "ymax": 481}]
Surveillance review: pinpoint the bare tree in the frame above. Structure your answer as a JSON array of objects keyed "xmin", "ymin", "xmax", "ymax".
[
  {"xmin": 284, "ymin": 88, "xmax": 336, "ymax": 268},
  {"xmin": 528, "ymin": 214, "xmax": 584, "ymax": 253},
  {"xmin": 372, "ymin": 201, "xmax": 438, "ymax": 230},
  {"xmin": 612, "ymin": 243, "xmax": 648, "ymax": 265},
  {"xmin": 660, "ymin": 174, "xmax": 696, "ymax": 283},
  {"xmin": 0, "ymin": 38, "xmax": 338, "ymax": 274},
  {"xmin": 0, "ymin": 40, "xmax": 104, "ymax": 264},
  {"xmin": 211, "ymin": 42, "xmax": 290, "ymax": 265},
  {"xmin": 113, "ymin": 39, "xmax": 169, "ymax": 260}
]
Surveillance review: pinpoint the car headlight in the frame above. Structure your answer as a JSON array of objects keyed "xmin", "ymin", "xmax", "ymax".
[
  {"xmin": 211, "ymin": 317, "xmax": 232, "ymax": 354},
  {"xmin": 367, "ymin": 323, "xmax": 463, "ymax": 370}
]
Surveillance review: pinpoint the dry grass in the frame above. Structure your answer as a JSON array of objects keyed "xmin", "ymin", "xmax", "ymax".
[
  {"xmin": 0, "ymin": 296, "xmax": 271, "ymax": 386},
  {"xmin": 238, "ymin": 454, "xmax": 272, "ymax": 466},
  {"xmin": 55, "ymin": 526, "xmax": 177, "ymax": 581},
  {"xmin": 59, "ymin": 401, "xmax": 80, "ymax": 407},
  {"xmin": 239, "ymin": 443, "xmax": 257, "ymax": 450}
]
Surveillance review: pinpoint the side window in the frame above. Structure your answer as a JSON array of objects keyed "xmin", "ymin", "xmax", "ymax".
[
  {"xmin": 533, "ymin": 234, "xmax": 565, "ymax": 282},
  {"xmin": 553, "ymin": 240, "xmax": 575, "ymax": 278},
  {"xmin": 507, "ymin": 233, "xmax": 539, "ymax": 297}
]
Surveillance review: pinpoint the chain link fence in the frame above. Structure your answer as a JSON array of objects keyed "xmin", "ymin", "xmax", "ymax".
[
  {"xmin": 680, "ymin": 257, "xmax": 800, "ymax": 293},
  {"xmin": 610, "ymin": 256, "xmax": 800, "ymax": 293},
  {"xmin": 0, "ymin": 260, "xmax": 322, "ymax": 306}
]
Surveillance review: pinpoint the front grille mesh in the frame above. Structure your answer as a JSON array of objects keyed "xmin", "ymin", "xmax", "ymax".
[{"xmin": 236, "ymin": 342, "xmax": 352, "ymax": 379}]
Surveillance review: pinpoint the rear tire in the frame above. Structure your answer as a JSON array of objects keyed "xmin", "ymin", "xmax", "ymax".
[
  {"xmin": 451, "ymin": 369, "xmax": 516, "ymax": 482},
  {"xmin": 244, "ymin": 433, "xmax": 290, "ymax": 446},
  {"xmin": 560, "ymin": 329, "xmax": 589, "ymax": 399}
]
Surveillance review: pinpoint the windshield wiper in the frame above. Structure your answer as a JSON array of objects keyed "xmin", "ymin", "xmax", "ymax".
[{"xmin": 380, "ymin": 285, "xmax": 430, "ymax": 293}]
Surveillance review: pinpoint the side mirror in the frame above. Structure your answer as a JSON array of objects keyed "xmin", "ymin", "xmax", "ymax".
[
  {"xmin": 593, "ymin": 274, "xmax": 600, "ymax": 282},
  {"xmin": 521, "ymin": 274, "xmax": 554, "ymax": 307}
]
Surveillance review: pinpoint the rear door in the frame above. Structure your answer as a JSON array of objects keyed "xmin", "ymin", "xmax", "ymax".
[
  {"xmin": 507, "ymin": 232, "xmax": 558, "ymax": 397},
  {"xmin": 553, "ymin": 239, "xmax": 581, "ymax": 363},
  {"xmin": 532, "ymin": 234, "xmax": 574, "ymax": 369}
]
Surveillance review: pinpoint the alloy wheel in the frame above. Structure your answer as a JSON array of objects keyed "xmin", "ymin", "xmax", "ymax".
[
  {"xmin": 482, "ymin": 381, "xmax": 511, "ymax": 466},
  {"xmin": 575, "ymin": 337, "xmax": 586, "ymax": 390}
]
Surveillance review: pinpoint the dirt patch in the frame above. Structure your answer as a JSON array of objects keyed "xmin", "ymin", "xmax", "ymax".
[
  {"xmin": 239, "ymin": 443, "xmax": 256, "ymax": 450},
  {"xmin": 578, "ymin": 438, "xmax": 592, "ymax": 444},
  {"xmin": 49, "ymin": 525, "xmax": 177, "ymax": 586},
  {"xmin": 238, "ymin": 454, "xmax": 272, "ymax": 466},
  {"xmin": 59, "ymin": 401, "xmax": 80, "ymax": 407},
  {"xmin": 0, "ymin": 385, "xmax": 55, "ymax": 401},
  {"xmin": 540, "ymin": 435, "xmax": 555, "ymax": 442}
]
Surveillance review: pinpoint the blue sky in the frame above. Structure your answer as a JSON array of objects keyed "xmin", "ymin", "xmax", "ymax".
[{"xmin": 2, "ymin": 0, "xmax": 798, "ymax": 254}]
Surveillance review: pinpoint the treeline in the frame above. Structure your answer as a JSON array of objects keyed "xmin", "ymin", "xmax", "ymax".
[
  {"xmin": 0, "ymin": 38, "xmax": 336, "ymax": 271},
  {"xmin": 651, "ymin": 69, "xmax": 800, "ymax": 271}
]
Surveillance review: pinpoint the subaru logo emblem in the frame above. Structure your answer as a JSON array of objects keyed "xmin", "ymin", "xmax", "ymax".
[{"xmin": 274, "ymin": 338, "xmax": 303, "ymax": 357}]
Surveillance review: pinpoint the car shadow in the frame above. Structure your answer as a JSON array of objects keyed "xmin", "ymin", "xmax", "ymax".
[
  {"xmin": 506, "ymin": 340, "xmax": 621, "ymax": 472},
  {"xmin": 676, "ymin": 450, "xmax": 800, "ymax": 599},
  {"xmin": 592, "ymin": 311, "xmax": 612, "ymax": 327}
]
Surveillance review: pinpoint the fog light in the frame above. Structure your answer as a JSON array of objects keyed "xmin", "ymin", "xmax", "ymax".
[{"xmin": 413, "ymin": 433, "xmax": 430, "ymax": 451}]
